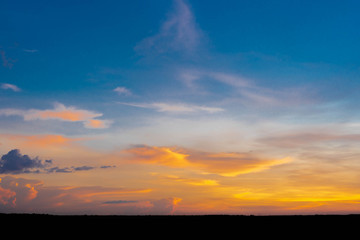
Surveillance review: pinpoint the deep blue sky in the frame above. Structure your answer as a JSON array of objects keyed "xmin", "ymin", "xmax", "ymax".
[{"xmin": 2, "ymin": 0, "xmax": 359, "ymax": 95}]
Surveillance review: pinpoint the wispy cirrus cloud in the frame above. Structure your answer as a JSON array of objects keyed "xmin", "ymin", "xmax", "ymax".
[
  {"xmin": 23, "ymin": 49, "xmax": 38, "ymax": 53},
  {"xmin": 135, "ymin": 0, "xmax": 203, "ymax": 56},
  {"xmin": 180, "ymin": 69, "xmax": 252, "ymax": 90},
  {"xmin": 0, "ymin": 102, "xmax": 112, "ymax": 129},
  {"xmin": 1, "ymin": 83, "xmax": 21, "ymax": 92},
  {"xmin": 153, "ymin": 173, "xmax": 219, "ymax": 186},
  {"xmin": 179, "ymin": 68, "xmax": 315, "ymax": 107},
  {"xmin": 119, "ymin": 102, "xmax": 224, "ymax": 114}
]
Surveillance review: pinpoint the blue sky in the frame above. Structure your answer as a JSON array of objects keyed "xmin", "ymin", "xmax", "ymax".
[
  {"xmin": 1, "ymin": 0, "xmax": 359, "ymax": 106},
  {"xmin": 1, "ymin": 0, "xmax": 360, "ymax": 214}
]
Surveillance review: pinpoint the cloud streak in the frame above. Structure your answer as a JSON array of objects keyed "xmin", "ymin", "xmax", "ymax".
[
  {"xmin": 119, "ymin": 102, "xmax": 224, "ymax": 114},
  {"xmin": 155, "ymin": 174, "xmax": 219, "ymax": 186},
  {"xmin": 0, "ymin": 134, "xmax": 85, "ymax": 152},
  {"xmin": 179, "ymin": 68, "xmax": 315, "ymax": 108},
  {"xmin": 124, "ymin": 145, "xmax": 291, "ymax": 177},
  {"xmin": 23, "ymin": 49, "xmax": 38, "ymax": 53},
  {"xmin": 0, "ymin": 102, "xmax": 112, "ymax": 129},
  {"xmin": 1, "ymin": 83, "xmax": 21, "ymax": 92}
]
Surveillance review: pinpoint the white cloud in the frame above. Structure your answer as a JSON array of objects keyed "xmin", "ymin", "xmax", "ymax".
[
  {"xmin": 134, "ymin": 0, "xmax": 203, "ymax": 55},
  {"xmin": 1, "ymin": 83, "xmax": 21, "ymax": 92},
  {"xmin": 179, "ymin": 68, "xmax": 314, "ymax": 108},
  {"xmin": 119, "ymin": 102, "xmax": 224, "ymax": 114},
  {"xmin": 0, "ymin": 102, "xmax": 111, "ymax": 129},
  {"xmin": 114, "ymin": 87, "xmax": 132, "ymax": 96},
  {"xmin": 179, "ymin": 69, "xmax": 252, "ymax": 90}
]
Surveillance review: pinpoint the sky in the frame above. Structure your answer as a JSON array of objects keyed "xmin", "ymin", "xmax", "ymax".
[{"xmin": 1, "ymin": 0, "xmax": 360, "ymax": 215}]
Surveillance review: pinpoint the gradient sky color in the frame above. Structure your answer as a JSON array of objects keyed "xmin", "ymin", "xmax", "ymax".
[{"xmin": 1, "ymin": 0, "xmax": 360, "ymax": 215}]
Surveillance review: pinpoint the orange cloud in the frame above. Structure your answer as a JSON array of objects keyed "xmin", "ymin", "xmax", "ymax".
[
  {"xmin": 0, "ymin": 176, "xmax": 42, "ymax": 207},
  {"xmin": 0, "ymin": 103, "xmax": 111, "ymax": 129},
  {"xmin": 0, "ymin": 176, "xmax": 173, "ymax": 214},
  {"xmin": 24, "ymin": 183, "xmax": 38, "ymax": 201},
  {"xmin": 84, "ymin": 119, "xmax": 112, "ymax": 129},
  {"xmin": 24, "ymin": 103, "xmax": 102, "ymax": 122},
  {"xmin": 36, "ymin": 109, "xmax": 91, "ymax": 121},
  {"xmin": 125, "ymin": 146, "xmax": 192, "ymax": 168},
  {"xmin": 191, "ymin": 152, "xmax": 291, "ymax": 177},
  {"xmin": 154, "ymin": 174, "xmax": 220, "ymax": 186},
  {"xmin": 0, "ymin": 134, "xmax": 81, "ymax": 148},
  {"xmin": 124, "ymin": 145, "xmax": 291, "ymax": 176},
  {"xmin": 0, "ymin": 185, "xmax": 16, "ymax": 206}
]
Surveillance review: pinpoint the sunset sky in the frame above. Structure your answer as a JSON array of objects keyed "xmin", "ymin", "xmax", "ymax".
[{"xmin": 1, "ymin": 0, "xmax": 360, "ymax": 215}]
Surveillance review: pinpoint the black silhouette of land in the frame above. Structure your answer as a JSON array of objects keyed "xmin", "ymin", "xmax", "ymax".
[{"xmin": 1, "ymin": 213, "xmax": 359, "ymax": 234}]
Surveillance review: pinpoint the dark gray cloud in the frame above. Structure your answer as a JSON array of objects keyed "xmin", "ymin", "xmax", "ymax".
[
  {"xmin": 47, "ymin": 167, "xmax": 72, "ymax": 173},
  {"xmin": 0, "ymin": 149, "xmax": 115, "ymax": 174},
  {"xmin": 73, "ymin": 166, "xmax": 94, "ymax": 171},
  {"xmin": 46, "ymin": 165, "xmax": 115, "ymax": 173},
  {"xmin": 0, "ymin": 149, "xmax": 51, "ymax": 174},
  {"xmin": 47, "ymin": 166, "xmax": 100, "ymax": 173},
  {"xmin": 46, "ymin": 165, "xmax": 116, "ymax": 173},
  {"xmin": 100, "ymin": 165, "xmax": 116, "ymax": 169}
]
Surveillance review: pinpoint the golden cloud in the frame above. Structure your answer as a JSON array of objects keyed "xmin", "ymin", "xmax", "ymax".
[{"xmin": 124, "ymin": 145, "xmax": 291, "ymax": 177}]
